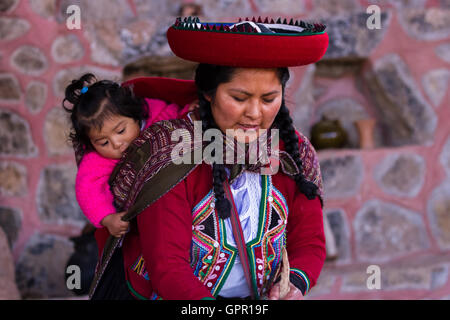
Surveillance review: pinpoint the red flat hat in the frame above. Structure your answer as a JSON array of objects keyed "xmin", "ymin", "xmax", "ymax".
[
  {"xmin": 122, "ymin": 76, "xmax": 197, "ymax": 106},
  {"xmin": 167, "ymin": 17, "xmax": 329, "ymax": 68}
]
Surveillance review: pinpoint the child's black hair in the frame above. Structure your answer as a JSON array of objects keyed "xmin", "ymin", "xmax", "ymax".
[
  {"xmin": 62, "ymin": 73, "xmax": 148, "ymax": 152},
  {"xmin": 195, "ymin": 64, "xmax": 319, "ymax": 219}
]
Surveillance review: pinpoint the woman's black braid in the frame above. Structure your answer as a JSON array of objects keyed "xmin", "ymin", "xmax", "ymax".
[
  {"xmin": 198, "ymin": 94, "xmax": 231, "ymax": 219},
  {"xmin": 274, "ymin": 103, "xmax": 319, "ymax": 200}
]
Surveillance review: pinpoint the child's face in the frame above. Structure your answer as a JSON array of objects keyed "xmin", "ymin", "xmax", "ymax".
[{"xmin": 88, "ymin": 115, "xmax": 141, "ymax": 159}]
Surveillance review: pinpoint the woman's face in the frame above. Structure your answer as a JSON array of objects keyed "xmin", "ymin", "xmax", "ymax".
[{"xmin": 206, "ymin": 68, "xmax": 283, "ymax": 143}]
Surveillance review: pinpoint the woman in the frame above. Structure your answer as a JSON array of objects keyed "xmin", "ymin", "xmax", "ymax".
[{"xmin": 88, "ymin": 17, "xmax": 328, "ymax": 300}]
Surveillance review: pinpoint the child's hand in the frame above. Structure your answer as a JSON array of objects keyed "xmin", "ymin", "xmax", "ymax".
[{"xmin": 100, "ymin": 211, "xmax": 130, "ymax": 238}]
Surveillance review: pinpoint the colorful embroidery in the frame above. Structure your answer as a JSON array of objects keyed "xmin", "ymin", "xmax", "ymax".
[
  {"xmin": 190, "ymin": 190, "xmax": 237, "ymax": 296},
  {"xmin": 131, "ymin": 254, "xmax": 149, "ymax": 280},
  {"xmin": 126, "ymin": 281, "xmax": 162, "ymax": 300},
  {"xmin": 189, "ymin": 175, "xmax": 290, "ymax": 299},
  {"xmin": 245, "ymin": 175, "xmax": 289, "ymax": 297},
  {"xmin": 290, "ymin": 268, "xmax": 310, "ymax": 293},
  {"xmin": 129, "ymin": 174, "xmax": 291, "ymax": 299},
  {"xmin": 149, "ymin": 292, "xmax": 163, "ymax": 300}
]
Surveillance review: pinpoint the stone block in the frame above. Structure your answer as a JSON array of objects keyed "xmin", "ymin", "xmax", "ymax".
[
  {"xmin": 0, "ymin": 206, "xmax": 22, "ymax": 249},
  {"xmin": 51, "ymin": 34, "xmax": 84, "ymax": 64},
  {"xmin": 427, "ymin": 181, "xmax": 450, "ymax": 250},
  {"xmin": 131, "ymin": 0, "xmax": 174, "ymax": 17},
  {"xmin": 291, "ymin": 65, "xmax": 316, "ymax": 139},
  {"xmin": 29, "ymin": 0, "xmax": 57, "ymax": 19},
  {"xmin": 342, "ymin": 263, "xmax": 448, "ymax": 293},
  {"xmin": 325, "ymin": 209, "xmax": 351, "ymax": 264},
  {"xmin": 25, "ymin": 81, "xmax": 47, "ymax": 114},
  {"xmin": 57, "ymin": 0, "xmax": 134, "ymax": 24},
  {"xmin": 370, "ymin": 0, "xmax": 427, "ymax": 8},
  {"xmin": 120, "ymin": 19, "xmax": 157, "ymax": 63},
  {"xmin": 200, "ymin": 0, "xmax": 252, "ymax": 19},
  {"xmin": 15, "ymin": 233, "xmax": 74, "ymax": 299},
  {"xmin": 382, "ymin": 264, "xmax": 448, "ymax": 291},
  {"xmin": 0, "ymin": 73, "xmax": 21, "ymax": 103},
  {"xmin": 84, "ymin": 20, "xmax": 123, "ymax": 67},
  {"xmin": 0, "ymin": 161, "xmax": 27, "ymax": 197},
  {"xmin": 0, "ymin": 109, "xmax": 37, "ymax": 157},
  {"xmin": 374, "ymin": 153, "xmax": 425, "ymax": 198},
  {"xmin": 253, "ymin": 0, "xmax": 304, "ymax": 15},
  {"xmin": 0, "ymin": 0, "xmax": 19, "ymax": 13},
  {"xmin": 319, "ymin": 155, "xmax": 364, "ymax": 199},
  {"xmin": 322, "ymin": 11, "xmax": 391, "ymax": 60},
  {"xmin": 398, "ymin": 7, "xmax": 450, "ymax": 41},
  {"xmin": 311, "ymin": 0, "xmax": 362, "ymax": 18},
  {"xmin": 123, "ymin": 16, "xmax": 178, "ymax": 63},
  {"xmin": 37, "ymin": 164, "xmax": 86, "ymax": 225},
  {"xmin": 364, "ymin": 54, "xmax": 437, "ymax": 146},
  {"xmin": 422, "ymin": 68, "xmax": 449, "ymax": 108},
  {"xmin": 0, "ymin": 17, "xmax": 30, "ymax": 41},
  {"xmin": 44, "ymin": 107, "xmax": 72, "ymax": 156},
  {"xmin": 56, "ymin": 0, "xmax": 143, "ymax": 66},
  {"xmin": 11, "ymin": 45, "xmax": 48, "ymax": 76},
  {"xmin": 0, "ymin": 227, "xmax": 21, "ymax": 299},
  {"xmin": 354, "ymin": 199, "xmax": 430, "ymax": 262},
  {"xmin": 435, "ymin": 43, "xmax": 450, "ymax": 64},
  {"xmin": 341, "ymin": 267, "xmax": 374, "ymax": 293},
  {"xmin": 440, "ymin": 137, "xmax": 450, "ymax": 178}
]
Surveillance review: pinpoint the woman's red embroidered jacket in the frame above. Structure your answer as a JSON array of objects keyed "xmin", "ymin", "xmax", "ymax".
[{"xmin": 94, "ymin": 118, "xmax": 326, "ymax": 300}]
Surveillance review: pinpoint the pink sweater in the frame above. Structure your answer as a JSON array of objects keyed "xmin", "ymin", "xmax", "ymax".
[{"xmin": 75, "ymin": 98, "xmax": 190, "ymax": 228}]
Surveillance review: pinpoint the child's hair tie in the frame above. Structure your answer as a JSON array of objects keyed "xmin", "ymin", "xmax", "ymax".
[{"xmin": 80, "ymin": 86, "xmax": 88, "ymax": 94}]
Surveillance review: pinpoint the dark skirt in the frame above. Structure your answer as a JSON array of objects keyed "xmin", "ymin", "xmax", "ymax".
[{"xmin": 90, "ymin": 247, "xmax": 135, "ymax": 300}]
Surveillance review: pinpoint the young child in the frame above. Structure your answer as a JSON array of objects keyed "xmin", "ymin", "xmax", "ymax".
[{"xmin": 63, "ymin": 73, "xmax": 192, "ymax": 237}]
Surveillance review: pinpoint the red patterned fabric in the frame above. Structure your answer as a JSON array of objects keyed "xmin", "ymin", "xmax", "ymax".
[{"xmin": 297, "ymin": 131, "xmax": 324, "ymax": 199}]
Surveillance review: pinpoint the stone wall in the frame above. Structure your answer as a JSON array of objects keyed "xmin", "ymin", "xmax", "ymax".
[{"xmin": 0, "ymin": 0, "xmax": 449, "ymax": 299}]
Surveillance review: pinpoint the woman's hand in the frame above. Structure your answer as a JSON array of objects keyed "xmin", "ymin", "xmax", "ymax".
[
  {"xmin": 267, "ymin": 281, "xmax": 304, "ymax": 300},
  {"xmin": 100, "ymin": 211, "xmax": 130, "ymax": 238}
]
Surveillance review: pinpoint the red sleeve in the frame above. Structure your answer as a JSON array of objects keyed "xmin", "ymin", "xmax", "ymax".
[
  {"xmin": 137, "ymin": 178, "xmax": 214, "ymax": 300},
  {"xmin": 286, "ymin": 190, "xmax": 326, "ymax": 295},
  {"xmin": 281, "ymin": 131, "xmax": 326, "ymax": 295}
]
